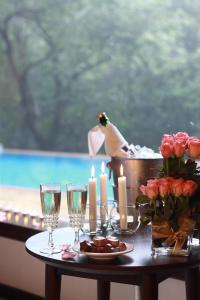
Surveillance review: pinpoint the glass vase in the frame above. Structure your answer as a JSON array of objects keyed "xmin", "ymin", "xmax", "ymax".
[{"xmin": 151, "ymin": 220, "xmax": 193, "ymax": 256}]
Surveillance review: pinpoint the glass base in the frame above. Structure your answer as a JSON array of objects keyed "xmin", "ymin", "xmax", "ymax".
[
  {"xmin": 40, "ymin": 247, "xmax": 61, "ymax": 255},
  {"xmin": 85, "ymin": 229, "xmax": 99, "ymax": 235},
  {"xmin": 72, "ymin": 240, "xmax": 80, "ymax": 252},
  {"xmin": 114, "ymin": 228, "xmax": 137, "ymax": 235},
  {"xmin": 152, "ymin": 246, "xmax": 191, "ymax": 256},
  {"xmin": 81, "ymin": 222, "xmax": 99, "ymax": 235},
  {"xmin": 191, "ymin": 237, "xmax": 200, "ymax": 248},
  {"xmin": 84, "ymin": 226, "xmax": 111, "ymax": 235}
]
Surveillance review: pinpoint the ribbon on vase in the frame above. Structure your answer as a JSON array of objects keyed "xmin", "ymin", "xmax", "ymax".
[
  {"xmin": 163, "ymin": 217, "xmax": 195, "ymax": 252},
  {"xmin": 152, "ymin": 220, "xmax": 173, "ymax": 239},
  {"xmin": 153, "ymin": 216, "xmax": 196, "ymax": 252}
]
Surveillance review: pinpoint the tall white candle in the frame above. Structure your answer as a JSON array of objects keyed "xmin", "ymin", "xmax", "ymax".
[
  {"xmin": 100, "ymin": 161, "xmax": 107, "ymax": 224},
  {"xmin": 89, "ymin": 165, "xmax": 97, "ymax": 232},
  {"xmin": 118, "ymin": 164, "xmax": 127, "ymax": 230}
]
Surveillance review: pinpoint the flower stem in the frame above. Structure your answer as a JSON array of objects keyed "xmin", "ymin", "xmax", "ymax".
[
  {"xmin": 178, "ymin": 158, "xmax": 181, "ymax": 172},
  {"xmin": 166, "ymin": 159, "xmax": 169, "ymax": 176}
]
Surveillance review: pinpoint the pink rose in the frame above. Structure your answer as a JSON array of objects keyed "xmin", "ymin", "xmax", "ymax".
[
  {"xmin": 174, "ymin": 132, "xmax": 189, "ymax": 145},
  {"xmin": 159, "ymin": 142, "xmax": 174, "ymax": 158},
  {"xmin": 147, "ymin": 179, "xmax": 160, "ymax": 185},
  {"xmin": 188, "ymin": 135, "xmax": 198, "ymax": 141},
  {"xmin": 173, "ymin": 140, "xmax": 186, "ymax": 158},
  {"xmin": 162, "ymin": 134, "xmax": 174, "ymax": 144},
  {"xmin": 182, "ymin": 180, "xmax": 198, "ymax": 197},
  {"xmin": 165, "ymin": 177, "xmax": 175, "ymax": 184},
  {"xmin": 145, "ymin": 182, "xmax": 159, "ymax": 200},
  {"xmin": 158, "ymin": 178, "xmax": 171, "ymax": 197},
  {"xmin": 188, "ymin": 138, "xmax": 200, "ymax": 159},
  {"xmin": 171, "ymin": 178, "xmax": 184, "ymax": 197}
]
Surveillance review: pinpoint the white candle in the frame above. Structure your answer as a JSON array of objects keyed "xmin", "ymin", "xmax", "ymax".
[
  {"xmin": 89, "ymin": 165, "xmax": 97, "ymax": 232},
  {"xmin": 100, "ymin": 161, "xmax": 108, "ymax": 224},
  {"xmin": 118, "ymin": 164, "xmax": 127, "ymax": 230}
]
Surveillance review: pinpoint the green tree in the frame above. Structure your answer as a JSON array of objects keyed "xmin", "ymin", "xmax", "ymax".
[{"xmin": 0, "ymin": 0, "xmax": 200, "ymax": 153}]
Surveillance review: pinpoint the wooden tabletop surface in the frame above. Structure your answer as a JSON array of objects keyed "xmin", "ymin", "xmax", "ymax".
[{"xmin": 25, "ymin": 226, "xmax": 200, "ymax": 277}]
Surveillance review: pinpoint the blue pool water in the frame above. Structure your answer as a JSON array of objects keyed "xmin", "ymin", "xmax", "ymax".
[{"xmin": 0, "ymin": 151, "xmax": 113, "ymax": 198}]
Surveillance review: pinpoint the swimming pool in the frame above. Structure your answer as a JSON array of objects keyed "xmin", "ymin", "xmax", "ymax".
[{"xmin": 0, "ymin": 150, "xmax": 113, "ymax": 198}]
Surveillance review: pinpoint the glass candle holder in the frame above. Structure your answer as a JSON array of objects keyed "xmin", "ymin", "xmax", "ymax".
[
  {"xmin": 110, "ymin": 201, "xmax": 140, "ymax": 235},
  {"xmin": 96, "ymin": 204, "xmax": 109, "ymax": 234}
]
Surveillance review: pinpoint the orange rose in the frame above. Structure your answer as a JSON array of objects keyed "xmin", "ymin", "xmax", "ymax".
[
  {"xmin": 165, "ymin": 177, "xmax": 175, "ymax": 185},
  {"xmin": 145, "ymin": 182, "xmax": 159, "ymax": 200},
  {"xmin": 173, "ymin": 141, "xmax": 186, "ymax": 158},
  {"xmin": 188, "ymin": 138, "xmax": 200, "ymax": 159},
  {"xmin": 158, "ymin": 178, "xmax": 171, "ymax": 197},
  {"xmin": 182, "ymin": 180, "xmax": 198, "ymax": 197},
  {"xmin": 171, "ymin": 178, "xmax": 184, "ymax": 197},
  {"xmin": 159, "ymin": 182, "xmax": 170, "ymax": 197},
  {"xmin": 160, "ymin": 142, "xmax": 174, "ymax": 158}
]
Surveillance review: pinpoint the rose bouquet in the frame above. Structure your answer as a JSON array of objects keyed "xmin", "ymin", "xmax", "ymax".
[
  {"xmin": 137, "ymin": 132, "xmax": 200, "ymax": 252},
  {"xmin": 159, "ymin": 132, "xmax": 200, "ymax": 179}
]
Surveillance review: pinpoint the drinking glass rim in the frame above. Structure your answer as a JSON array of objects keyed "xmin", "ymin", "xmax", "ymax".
[
  {"xmin": 40, "ymin": 183, "xmax": 61, "ymax": 192},
  {"xmin": 66, "ymin": 183, "xmax": 87, "ymax": 191}
]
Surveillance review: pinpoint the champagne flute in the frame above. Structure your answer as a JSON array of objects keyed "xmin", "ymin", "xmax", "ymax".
[
  {"xmin": 66, "ymin": 184, "xmax": 88, "ymax": 252},
  {"xmin": 40, "ymin": 183, "xmax": 61, "ymax": 254}
]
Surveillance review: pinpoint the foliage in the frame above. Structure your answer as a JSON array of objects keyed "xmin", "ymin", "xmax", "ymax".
[{"xmin": 0, "ymin": 0, "xmax": 200, "ymax": 152}]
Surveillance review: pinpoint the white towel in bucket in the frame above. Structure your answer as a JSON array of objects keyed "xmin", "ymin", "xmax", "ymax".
[{"xmin": 88, "ymin": 123, "xmax": 129, "ymax": 157}]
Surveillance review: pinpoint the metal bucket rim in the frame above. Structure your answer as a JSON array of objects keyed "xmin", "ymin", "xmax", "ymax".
[{"xmin": 111, "ymin": 156, "xmax": 163, "ymax": 161}]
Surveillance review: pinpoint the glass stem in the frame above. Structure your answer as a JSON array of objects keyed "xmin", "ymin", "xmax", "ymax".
[
  {"xmin": 74, "ymin": 228, "xmax": 80, "ymax": 251},
  {"xmin": 48, "ymin": 229, "xmax": 54, "ymax": 253}
]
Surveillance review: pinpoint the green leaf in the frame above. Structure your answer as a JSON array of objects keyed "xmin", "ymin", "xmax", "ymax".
[{"xmin": 136, "ymin": 195, "xmax": 150, "ymax": 204}]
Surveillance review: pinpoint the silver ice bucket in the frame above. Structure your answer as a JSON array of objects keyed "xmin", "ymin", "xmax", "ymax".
[{"xmin": 109, "ymin": 157, "xmax": 163, "ymax": 205}]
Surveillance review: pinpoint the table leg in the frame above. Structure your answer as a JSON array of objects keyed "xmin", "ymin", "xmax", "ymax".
[
  {"xmin": 185, "ymin": 267, "xmax": 200, "ymax": 300},
  {"xmin": 140, "ymin": 274, "xmax": 158, "ymax": 300},
  {"xmin": 97, "ymin": 280, "xmax": 110, "ymax": 300},
  {"xmin": 45, "ymin": 264, "xmax": 61, "ymax": 300}
]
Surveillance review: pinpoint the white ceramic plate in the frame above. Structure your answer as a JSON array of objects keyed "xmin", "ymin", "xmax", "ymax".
[{"xmin": 80, "ymin": 243, "xmax": 134, "ymax": 261}]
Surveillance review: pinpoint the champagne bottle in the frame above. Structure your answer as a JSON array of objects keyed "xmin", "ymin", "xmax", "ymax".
[{"xmin": 97, "ymin": 112, "xmax": 130, "ymax": 154}]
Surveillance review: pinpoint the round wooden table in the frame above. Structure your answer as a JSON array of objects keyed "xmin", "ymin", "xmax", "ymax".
[{"xmin": 25, "ymin": 227, "xmax": 200, "ymax": 300}]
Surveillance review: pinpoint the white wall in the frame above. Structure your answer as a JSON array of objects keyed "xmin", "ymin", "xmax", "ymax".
[{"xmin": 0, "ymin": 237, "xmax": 186, "ymax": 300}]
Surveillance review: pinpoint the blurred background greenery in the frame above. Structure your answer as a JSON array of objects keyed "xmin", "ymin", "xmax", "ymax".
[{"xmin": 0, "ymin": 0, "xmax": 200, "ymax": 153}]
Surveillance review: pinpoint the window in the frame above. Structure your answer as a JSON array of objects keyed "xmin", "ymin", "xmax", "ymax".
[
  {"xmin": 1, "ymin": 0, "xmax": 200, "ymax": 206},
  {"xmin": 1, "ymin": 0, "xmax": 200, "ymax": 152}
]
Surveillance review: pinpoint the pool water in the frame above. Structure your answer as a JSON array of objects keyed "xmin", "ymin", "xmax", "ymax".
[{"xmin": 0, "ymin": 151, "xmax": 113, "ymax": 198}]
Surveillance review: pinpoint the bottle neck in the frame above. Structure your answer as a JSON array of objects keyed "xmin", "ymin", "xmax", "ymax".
[
  {"xmin": 100, "ymin": 119, "xmax": 110, "ymax": 127},
  {"xmin": 98, "ymin": 113, "xmax": 109, "ymax": 127}
]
